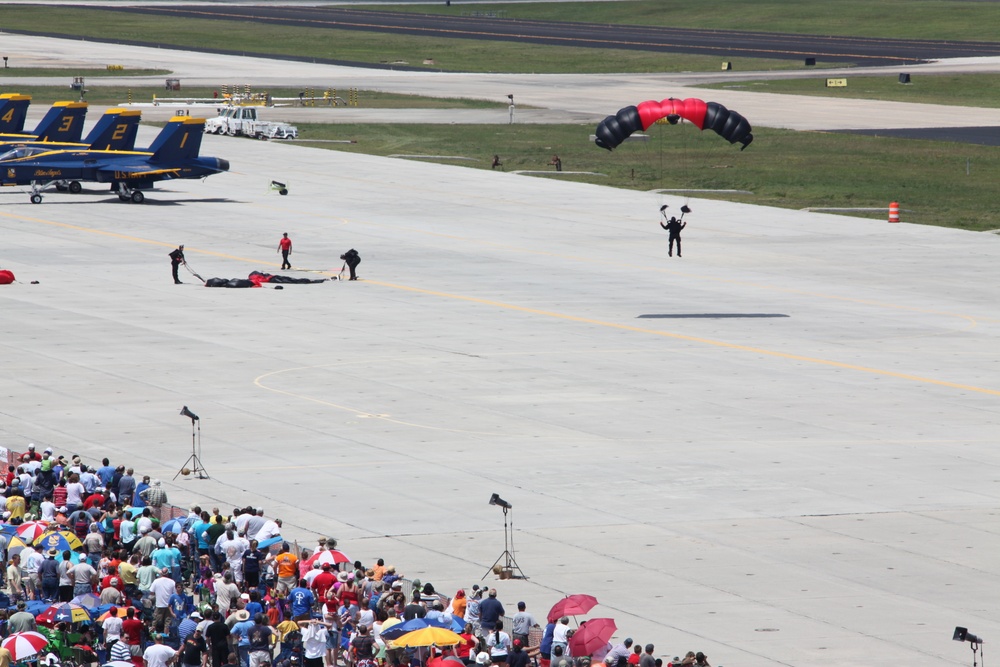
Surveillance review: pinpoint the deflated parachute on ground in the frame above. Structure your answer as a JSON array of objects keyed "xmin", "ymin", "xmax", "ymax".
[
  {"xmin": 594, "ymin": 97, "xmax": 753, "ymax": 151},
  {"xmin": 204, "ymin": 272, "xmax": 329, "ymax": 288}
]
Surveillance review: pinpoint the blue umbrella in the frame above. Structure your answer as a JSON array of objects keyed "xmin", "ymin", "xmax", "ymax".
[
  {"xmin": 161, "ymin": 519, "xmax": 185, "ymax": 534},
  {"xmin": 256, "ymin": 536, "xmax": 283, "ymax": 550},
  {"xmin": 0, "ymin": 524, "xmax": 17, "ymax": 537},
  {"xmin": 126, "ymin": 507, "xmax": 144, "ymax": 518},
  {"xmin": 381, "ymin": 617, "xmax": 455, "ymax": 641}
]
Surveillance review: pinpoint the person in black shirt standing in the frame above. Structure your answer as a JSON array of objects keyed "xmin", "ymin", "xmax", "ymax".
[
  {"xmin": 180, "ymin": 628, "xmax": 208, "ymax": 667},
  {"xmin": 660, "ymin": 216, "xmax": 686, "ymax": 257},
  {"xmin": 169, "ymin": 245, "xmax": 186, "ymax": 284},
  {"xmin": 205, "ymin": 611, "xmax": 231, "ymax": 667}
]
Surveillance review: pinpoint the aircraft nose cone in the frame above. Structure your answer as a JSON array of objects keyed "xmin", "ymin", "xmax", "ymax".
[{"xmin": 216, "ymin": 158, "xmax": 230, "ymax": 172}]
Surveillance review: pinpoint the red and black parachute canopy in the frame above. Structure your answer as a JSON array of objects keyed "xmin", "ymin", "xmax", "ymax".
[{"xmin": 594, "ymin": 97, "xmax": 753, "ymax": 151}]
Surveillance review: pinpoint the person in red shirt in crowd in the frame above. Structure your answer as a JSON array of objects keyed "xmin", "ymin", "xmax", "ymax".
[
  {"xmin": 457, "ymin": 623, "xmax": 478, "ymax": 662},
  {"xmin": 628, "ymin": 644, "xmax": 642, "ymax": 665},
  {"xmin": 102, "ymin": 567, "xmax": 125, "ymax": 593},
  {"xmin": 311, "ymin": 563, "xmax": 337, "ymax": 600},
  {"xmin": 83, "ymin": 489, "xmax": 106, "ymax": 510},
  {"xmin": 53, "ymin": 479, "xmax": 68, "ymax": 509},
  {"xmin": 22, "ymin": 444, "xmax": 42, "ymax": 462},
  {"xmin": 122, "ymin": 606, "xmax": 144, "ymax": 652}
]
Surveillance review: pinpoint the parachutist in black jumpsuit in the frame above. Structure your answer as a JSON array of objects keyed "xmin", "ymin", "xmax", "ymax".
[
  {"xmin": 169, "ymin": 245, "xmax": 185, "ymax": 283},
  {"xmin": 340, "ymin": 248, "xmax": 361, "ymax": 280},
  {"xmin": 660, "ymin": 217, "xmax": 686, "ymax": 257}
]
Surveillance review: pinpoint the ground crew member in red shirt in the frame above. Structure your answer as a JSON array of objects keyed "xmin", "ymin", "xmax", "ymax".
[{"xmin": 278, "ymin": 233, "xmax": 293, "ymax": 270}]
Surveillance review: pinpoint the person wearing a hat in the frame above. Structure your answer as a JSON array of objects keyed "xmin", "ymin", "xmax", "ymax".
[
  {"xmin": 230, "ymin": 609, "xmax": 255, "ymax": 667},
  {"xmin": 140, "ymin": 479, "xmax": 167, "ymax": 508},
  {"xmin": 8, "ymin": 599, "xmax": 36, "ymax": 632},
  {"xmin": 38, "ymin": 548, "xmax": 60, "ymax": 602},
  {"xmin": 511, "ymin": 601, "xmax": 538, "ymax": 649},
  {"xmin": 604, "ymin": 639, "xmax": 634, "ymax": 666},
  {"xmin": 507, "ymin": 640, "xmax": 530, "ymax": 667},
  {"xmin": 479, "ymin": 589, "xmax": 504, "ymax": 633}
]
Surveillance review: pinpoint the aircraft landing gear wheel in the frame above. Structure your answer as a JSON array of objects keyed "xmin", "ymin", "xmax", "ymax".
[
  {"xmin": 68, "ymin": 181, "xmax": 82, "ymax": 194},
  {"xmin": 130, "ymin": 191, "xmax": 145, "ymax": 204},
  {"xmin": 30, "ymin": 194, "xmax": 42, "ymax": 204},
  {"xmin": 279, "ymin": 188, "xmax": 288, "ymax": 196}
]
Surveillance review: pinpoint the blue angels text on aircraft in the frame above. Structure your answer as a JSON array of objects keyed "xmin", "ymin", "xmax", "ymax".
[{"xmin": 0, "ymin": 116, "xmax": 230, "ymax": 204}]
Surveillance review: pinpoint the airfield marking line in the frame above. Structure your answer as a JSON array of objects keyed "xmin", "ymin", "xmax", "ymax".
[
  {"xmin": 362, "ymin": 278, "xmax": 1000, "ymax": 397},
  {"xmin": 297, "ymin": 208, "xmax": 986, "ymax": 329},
  {"xmin": 5, "ymin": 211, "xmax": 995, "ymax": 395}
]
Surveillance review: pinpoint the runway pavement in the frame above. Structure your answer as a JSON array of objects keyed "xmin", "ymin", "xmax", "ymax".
[
  {"xmin": 8, "ymin": 35, "xmax": 1000, "ymax": 132},
  {"xmin": 2, "ymin": 36, "xmax": 1000, "ymax": 667},
  {"xmin": 88, "ymin": 5, "xmax": 1000, "ymax": 66}
]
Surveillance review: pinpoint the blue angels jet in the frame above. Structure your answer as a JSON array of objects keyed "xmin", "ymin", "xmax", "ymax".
[
  {"xmin": 0, "ymin": 108, "xmax": 143, "ymax": 193},
  {"xmin": 0, "ymin": 100, "xmax": 88, "ymax": 143},
  {"xmin": 0, "ymin": 94, "xmax": 32, "ymax": 134},
  {"xmin": 0, "ymin": 115, "xmax": 230, "ymax": 203}
]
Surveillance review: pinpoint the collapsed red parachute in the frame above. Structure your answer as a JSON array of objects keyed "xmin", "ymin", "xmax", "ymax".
[
  {"xmin": 594, "ymin": 97, "xmax": 753, "ymax": 151},
  {"xmin": 0, "ymin": 270, "xmax": 14, "ymax": 285}
]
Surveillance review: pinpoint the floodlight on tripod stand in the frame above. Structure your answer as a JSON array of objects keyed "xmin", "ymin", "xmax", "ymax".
[
  {"xmin": 482, "ymin": 492, "xmax": 527, "ymax": 580},
  {"xmin": 953, "ymin": 627, "xmax": 985, "ymax": 667},
  {"xmin": 174, "ymin": 405, "xmax": 209, "ymax": 480}
]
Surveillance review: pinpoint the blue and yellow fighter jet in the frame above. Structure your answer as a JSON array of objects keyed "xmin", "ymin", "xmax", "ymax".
[
  {"xmin": 0, "ymin": 100, "xmax": 89, "ymax": 143},
  {"xmin": 0, "ymin": 116, "xmax": 230, "ymax": 204}
]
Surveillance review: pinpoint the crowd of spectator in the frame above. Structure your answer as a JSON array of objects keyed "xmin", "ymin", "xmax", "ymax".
[{"xmin": 0, "ymin": 446, "xmax": 714, "ymax": 667}]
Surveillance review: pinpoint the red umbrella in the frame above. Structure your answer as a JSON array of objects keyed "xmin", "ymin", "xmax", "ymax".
[
  {"xmin": 2, "ymin": 631, "xmax": 49, "ymax": 661},
  {"xmin": 568, "ymin": 618, "xmax": 617, "ymax": 657},
  {"xmin": 547, "ymin": 594, "xmax": 598, "ymax": 623},
  {"xmin": 305, "ymin": 549, "xmax": 351, "ymax": 568}
]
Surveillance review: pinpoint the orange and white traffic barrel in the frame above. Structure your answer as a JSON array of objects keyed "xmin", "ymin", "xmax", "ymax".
[{"xmin": 888, "ymin": 201, "xmax": 900, "ymax": 223}]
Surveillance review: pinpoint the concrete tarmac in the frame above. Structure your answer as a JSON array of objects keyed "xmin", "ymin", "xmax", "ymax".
[{"xmin": 2, "ymin": 36, "xmax": 1000, "ymax": 667}]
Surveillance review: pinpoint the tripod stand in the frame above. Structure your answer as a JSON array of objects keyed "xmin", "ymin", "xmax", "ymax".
[
  {"xmin": 175, "ymin": 406, "xmax": 209, "ymax": 480},
  {"xmin": 482, "ymin": 505, "xmax": 527, "ymax": 580}
]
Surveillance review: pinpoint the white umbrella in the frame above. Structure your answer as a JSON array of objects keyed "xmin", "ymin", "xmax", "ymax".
[{"xmin": 2, "ymin": 631, "xmax": 49, "ymax": 661}]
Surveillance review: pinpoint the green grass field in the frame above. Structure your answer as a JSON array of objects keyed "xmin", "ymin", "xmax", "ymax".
[
  {"xmin": 290, "ymin": 122, "xmax": 1000, "ymax": 232},
  {"xmin": 381, "ymin": 0, "xmax": 1000, "ymax": 41},
  {"xmin": 0, "ymin": 6, "xmax": 841, "ymax": 74},
  {"xmin": 701, "ymin": 73, "xmax": 1000, "ymax": 107}
]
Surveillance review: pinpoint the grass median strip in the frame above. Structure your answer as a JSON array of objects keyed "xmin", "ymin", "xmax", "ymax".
[{"xmin": 700, "ymin": 73, "xmax": 1000, "ymax": 108}]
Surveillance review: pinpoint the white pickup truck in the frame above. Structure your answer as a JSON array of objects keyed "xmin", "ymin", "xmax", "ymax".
[{"xmin": 203, "ymin": 107, "xmax": 298, "ymax": 140}]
